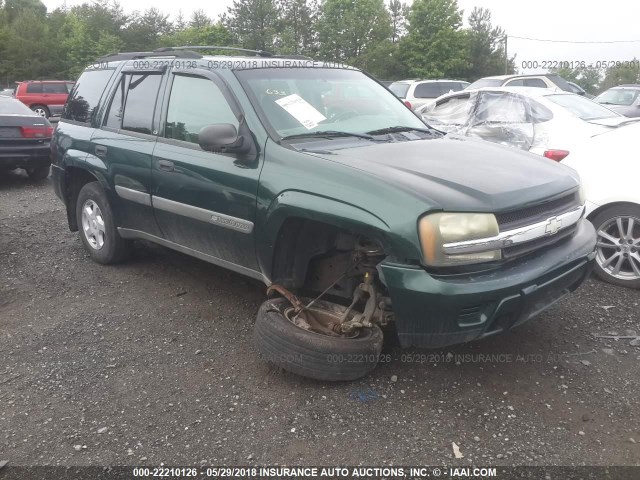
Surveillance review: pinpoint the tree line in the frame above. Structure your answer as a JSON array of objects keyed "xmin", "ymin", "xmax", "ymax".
[{"xmin": 0, "ymin": 0, "xmax": 636, "ymax": 93}]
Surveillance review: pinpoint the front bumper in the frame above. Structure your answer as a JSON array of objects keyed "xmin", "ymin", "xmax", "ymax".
[{"xmin": 380, "ymin": 219, "xmax": 596, "ymax": 348}]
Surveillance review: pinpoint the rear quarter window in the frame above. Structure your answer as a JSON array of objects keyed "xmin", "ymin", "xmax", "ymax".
[
  {"xmin": 62, "ymin": 68, "xmax": 116, "ymax": 124},
  {"xmin": 413, "ymin": 82, "xmax": 443, "ymax": 98}
]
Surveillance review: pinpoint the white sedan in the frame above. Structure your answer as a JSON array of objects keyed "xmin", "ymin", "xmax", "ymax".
[
  {"xmin": 562, "ymin": 123, "xmax": 640, "ymax": 288},
  {"xmin": 417, "ymin": 87, "xmax": 637, "ymax": 161}
]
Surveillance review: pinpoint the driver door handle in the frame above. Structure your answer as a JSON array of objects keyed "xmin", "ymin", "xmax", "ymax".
[{"xmin": 158, "ymin": 159, "xmax": 175, "ymax": 172}]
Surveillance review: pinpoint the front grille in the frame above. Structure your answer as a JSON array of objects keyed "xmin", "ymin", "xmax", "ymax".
[
  {"xmin": 497, "ymin": 193, "xmax": 579, "ymax": 230},
  {"xmin": 503, "ymin": 224, "xmax": 577, "ymax": 259}
]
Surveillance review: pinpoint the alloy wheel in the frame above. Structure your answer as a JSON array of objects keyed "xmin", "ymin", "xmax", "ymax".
[
  {"xmin": 81, "ymin": 199, "xmax": 106, "ymax": 250},
  {"xmin": 595, "ymin": 215, "xmax": 640, "ymax": 281}
]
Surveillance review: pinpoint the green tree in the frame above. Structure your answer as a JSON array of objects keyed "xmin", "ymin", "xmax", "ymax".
[
  {"xmin": 189, "ymin": 9, "xmax": 211, "ymax": 29},
  {"xmin": 122, "ymin": 8, "xmax": 173, "ymax": 51},
  {"xmin": 388, "ymin": 0, "xmax": 407, "ymax": 43},
  {"xmin": 401, "ymin": 0, "xmax": 469, "ymax": 79},
  {"xmin": 160, "ymin": 23, "xmax": 232, "ymax": 48},
  {"xmin": 600, "ymin": 60, "xmax": 640, "ymax": 92},
  {"xmin": 223, "ymin": 0, "xmax": 279, "ymax": 51},
  {"xmin": 466, "ymin": 7, "xmax": 512, "ymax": 79},
  {"xmin": 317, "ymin": 0, "xmax": 392, "ymax": 67},
  {"xmin": 276, "ymin": 0, "xmax": 318, "ymax": 56},
  {"xmin": 3, "ymin": 0, "xmax": 46, "ymax": 23}
]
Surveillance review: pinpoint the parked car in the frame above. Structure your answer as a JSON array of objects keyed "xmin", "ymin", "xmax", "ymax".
[
  {"xmin": 594, "ymin": 85, "xmax": 640, "ymax": 117},
  {"xmin": 0, "ymin": 96, "xmax": 53, "ymax": 180},
  {"xmin": 562, "ymin": 123, "xmax": 640, "ymax": 288},
  {"xmin": 52, "ymin": 48, "xmax": 595, "ymax": 381},
  {"xmin": 567, "ymin": 81, "xmax": 594, "ymax": 99},
  {"xmin": 14, "ymin": 80, "xmax": 75, "ymax": 118},
  {"xmin": 467, "ymin": 73, "xmax": 574, "ymax": 92},
  {"xmin": 0, "ymin": 88, "xmax": 15, "ymax": 96},
  {"xmin": 388, "ymin": 79, "xmax": 470, "ymax": 109},
  {"xmin": 417, "ymin": 87, "xmax": 636, "ymax": 161}
]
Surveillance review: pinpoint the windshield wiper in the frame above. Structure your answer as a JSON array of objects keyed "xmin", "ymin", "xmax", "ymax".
[
  {"xmin": 280, "ymin": 130, "xmax": 374, "ymax": 141},
  {"xmin": 366, "ymin": 126, "xmax": 435, "ymax": 135}
]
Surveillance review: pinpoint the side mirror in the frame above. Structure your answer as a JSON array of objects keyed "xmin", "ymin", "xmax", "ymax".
[{"xmin": 198, "ymin": 124, "xmax": 251, "ymax": 154}]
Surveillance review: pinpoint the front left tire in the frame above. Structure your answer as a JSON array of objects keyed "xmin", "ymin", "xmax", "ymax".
[
  {"xmin": 591, "ymin": 204, "xmax": 640, "ymax": 289},
  {"xmin": 76, "ymin": 181, "xmax": 130, "ymax": 264}
]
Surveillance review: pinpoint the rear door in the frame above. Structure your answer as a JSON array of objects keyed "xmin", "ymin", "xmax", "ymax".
[
  {"xmin": 91, "ymin": 66, "xmax": 166, "ymax": 237},
  {"xmin": 42, "ymin": 82, "xmax": 71, "ymax": 115},
  {"xmin": 150, "ymin": 68, "xmax": 262, "ymax": 275}
]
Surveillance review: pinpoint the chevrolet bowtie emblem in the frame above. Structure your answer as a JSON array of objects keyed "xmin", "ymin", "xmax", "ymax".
[{"xmin": 545, "ymin": 216, "xmax": 562, "ymax": 235}]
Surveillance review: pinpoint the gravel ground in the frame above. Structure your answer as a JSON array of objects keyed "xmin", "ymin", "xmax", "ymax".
[{"xmin": 1, "ymin": 170, "xmax": 639, "ymax": 467}]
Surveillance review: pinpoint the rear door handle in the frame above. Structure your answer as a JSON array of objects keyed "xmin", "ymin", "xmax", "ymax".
[
  {"xmin": 158, "ymin": 159, "xmax": 174, "ymax": 172},
  {"xmin": 95, "ymin": 145, "xmax": 107, "ymax": 157}
]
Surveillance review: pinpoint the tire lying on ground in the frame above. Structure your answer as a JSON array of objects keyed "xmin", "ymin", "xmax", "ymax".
[{"xmin": 254, "ymin": 297, "xmax": 384, "ymax": 381}]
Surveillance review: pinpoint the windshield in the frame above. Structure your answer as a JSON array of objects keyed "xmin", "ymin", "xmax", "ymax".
[
  {"xmin": 388, "ymin": 82, "xmax": 410, "ymax": 98},
  {"xmin": 546, "ymin": 93, "xmax": 619, "ymax": 120},
  {"xmin": 595, "ymin": 88, "xmax": 640, "ymax": 106},
  {"xmin": 467, "ymin": 79, "xmax": 503, "ymax": 89},
  {"xmin": 236, "ymin": 68, "xmax": 426, "ymax": 138}
]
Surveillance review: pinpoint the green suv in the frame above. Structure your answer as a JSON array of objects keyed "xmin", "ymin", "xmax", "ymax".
[{"xmin": 52, "ymin": 47, "xmax": 596, "ymax": 381}]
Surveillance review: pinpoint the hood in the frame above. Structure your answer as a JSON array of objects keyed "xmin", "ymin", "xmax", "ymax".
[{"xmin": 304, "ymin": 135, "xmax": 579, "ymax": 213}]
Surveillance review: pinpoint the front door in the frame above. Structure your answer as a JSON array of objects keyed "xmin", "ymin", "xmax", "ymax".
[{"xmin": 151, "ymin": 69, "xmax": 263, "ymax": 275}]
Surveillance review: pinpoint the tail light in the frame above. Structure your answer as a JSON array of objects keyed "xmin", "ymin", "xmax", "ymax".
[
  {"xmin": 20, "ymin": 126, "xmax": 53, "ymax": 138},
  {"xmin": 404, "ymin": 100, "xmax": 412, "ymax": 109},
  {"xmin": 543, "ymin": 149, "xmax": 570, "ymax": 162}
]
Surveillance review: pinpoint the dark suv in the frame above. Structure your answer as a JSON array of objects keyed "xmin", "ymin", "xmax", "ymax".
[
  {"xmin": 52, "ymin": 47, "xmax": 596, "ymax": 381},
  {"xmin": 14, "ymin": 80, "xmax": 75, "ymax": 118}
]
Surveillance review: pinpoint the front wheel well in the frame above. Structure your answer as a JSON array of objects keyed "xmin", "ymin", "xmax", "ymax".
[
  {"xmin": 64, "ymin": 167, "xmax": 100, "ymax": 231},
  {"xmin": 587, "ymin": 201, "xmax": 640, "ymax": 224},
  {"xmin": 270, "ymin": 218, "xmax": 386, "ymax": 299}
]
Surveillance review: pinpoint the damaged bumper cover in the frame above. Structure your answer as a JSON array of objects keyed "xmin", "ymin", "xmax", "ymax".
[{"xmin": 380, "ymin": 218, "xmax": 596, "ymax": 348}]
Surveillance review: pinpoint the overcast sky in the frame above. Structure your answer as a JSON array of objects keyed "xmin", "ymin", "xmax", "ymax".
[{"xmin": 41, "ymin": 0, "xmax": 640, "ymax": 74}]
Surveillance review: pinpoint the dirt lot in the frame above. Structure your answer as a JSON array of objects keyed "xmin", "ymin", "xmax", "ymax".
[{"xmin": 1, "ymin": 170, "xmax": 639, "ymax": 467}]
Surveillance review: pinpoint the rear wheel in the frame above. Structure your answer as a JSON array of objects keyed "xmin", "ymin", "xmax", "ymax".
[
  {"xmin": 26, "ymin": 165, "xmax": 50, "ymax": 181},
  {"xmin": 75, "ymin": 181, "xmax": 130, "ymax": 264},
  {"xmin": 591, "ymin": 204, "xmax": 640, "ymax": 289},
  {"xmin": 254, "ymin": 297, "xmax": 384, "ymax": 381},
  {"xmin": 30, "ymin": 104, "xmax": 50, "ymax": 117}
]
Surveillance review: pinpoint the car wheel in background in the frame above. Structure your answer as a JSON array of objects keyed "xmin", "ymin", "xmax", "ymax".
[
  {"xmin": 591, "ymin": 204, "xmax": 640, "ymax": 289},
  {"xmin": 30, "ymin": 104, "xmax": 50, "ymax": 117},
  {"xmin": 75, "ymin": 181, "xmax": 130, "ymax": 264},
  {"xmin": 25, "ymin": 165, "xmax": 50, "ymax": 181},
  {"xmin": 254, "ymin": 297, "xmax": 384, "ymax": 381}
]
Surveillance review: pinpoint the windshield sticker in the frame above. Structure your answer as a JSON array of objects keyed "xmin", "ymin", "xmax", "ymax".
[{"xmin": 275, "ymin": 94, "xmax": 326, "ymax": 129}]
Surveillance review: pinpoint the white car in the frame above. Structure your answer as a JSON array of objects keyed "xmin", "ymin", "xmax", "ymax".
[
  {"xmin": 388, "ymin": 79, "xmax": 470, "ymax": 110},
  {"xmin": 562, "ymin": 124, "xmax": 640, "ymax": 288},
  {"xmin": 417, "ymin": 87, "xmax": 637, "ymax": 161}
]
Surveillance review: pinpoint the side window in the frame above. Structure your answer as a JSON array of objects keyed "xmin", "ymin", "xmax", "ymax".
[
  {"xmin": 26, "ymin": 83, "xmax": 43, "ymax": 93},
  {"xmin": 414, "ymin": 82, "xmax": 443, "ymax": 98},
  {"xmin": 165, "ymin": 75, "xmax": 238, "ymax": 144},
  {"xmin": 121, "ymin": 74, "xmax": 162, "ymax": 135},
  {"xmin": 474, "ymin": 92, "xmax": 528, "ymax": 123},
  {"xmin": 43, "ymin": 83, "xmax": 68, "ymax": 94},
  {"xmin": 505, "ymin": 79, "xmax": 525, "ymax": 87},
  {"xmin": 62, "ymin": 68, "xmax": 116, "ymax": 124},
  {"xmin": 104, "ymin": 77, "xmax": 126, "ymax": 129},
  {"xmin": 524, "ymin": 78, "xmax": 547, "ymax": 88}
]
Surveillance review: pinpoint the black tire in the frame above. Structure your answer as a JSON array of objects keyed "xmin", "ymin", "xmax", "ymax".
[
  {"xmin": 254, "ymin": 297, "xmax": 384, "ymax": 381},
  {"xmin": 76, "ymin": 181, "xmax": 130, "ymax": 265},
  {"xmin": 590, "ymin": 204, "xmax": 640, "ymax": 289},
  {"xmin": 30, "ymin": 104, "xmax": 50, "ymax": 118},
  {"xmin": 26, "ymin": 164, "xmax": 50, "ymax": 181}
]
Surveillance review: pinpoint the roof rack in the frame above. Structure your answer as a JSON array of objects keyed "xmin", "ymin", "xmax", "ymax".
[
  {"xmin": 96, "ymin": 50, "xmax": 203, "ymax": 62},
  {"xmin": 155, "ymin": 46, "xmax": 274, "ymax": 57}
]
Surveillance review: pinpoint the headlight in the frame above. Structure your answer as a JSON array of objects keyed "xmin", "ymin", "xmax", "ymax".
[{"xmin": 419, "ymin": 212, "xmax": 501, "ymax": 266}]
